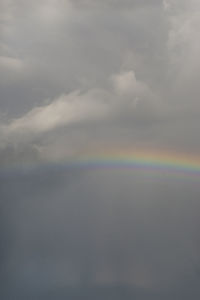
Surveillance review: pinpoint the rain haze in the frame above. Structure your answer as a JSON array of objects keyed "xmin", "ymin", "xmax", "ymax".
[{"xmin": 1, "ymin": 0, "xmax": 200, "ymax": 299}]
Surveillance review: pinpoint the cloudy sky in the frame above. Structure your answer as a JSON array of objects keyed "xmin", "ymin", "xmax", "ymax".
[{"xmin": 1, "ymin": 0, "xmax": 200, "ymax": 299}]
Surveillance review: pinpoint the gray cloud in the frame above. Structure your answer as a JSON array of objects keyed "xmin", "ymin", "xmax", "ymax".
[
  {"xmin": 70, "ymin": 0, "xmax": 163, "ymax": 10},
  {"xmin": 1, "ymin": 166, "xmax": 200, "ymax": 298},
  {"xmin": 1, "ymin": 0, "xmax": 200, "ymax": 298}
]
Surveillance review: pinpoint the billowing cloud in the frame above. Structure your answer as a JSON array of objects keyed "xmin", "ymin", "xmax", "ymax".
[
  {"xmin": 1, "ymin": 90, "xmax": 108, "ymax": 137},
  {"xmin": 111, "ymin": 70, "xmax": 148, "ymax": 97},
  {"xmin": 0, "ymin": 69, "xmax": 159, "ymax": 164}
]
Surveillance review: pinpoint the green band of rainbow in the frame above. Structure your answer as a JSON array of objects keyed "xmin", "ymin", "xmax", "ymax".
[
  {"xmin": 70, "ymin": 150, "xmax": 200, "ymax": 177},
  {"xmin": 2, "ymin": 149, "xmax": 200, "ymax": 178}
]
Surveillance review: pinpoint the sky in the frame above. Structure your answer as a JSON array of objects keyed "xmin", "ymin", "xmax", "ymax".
[{"xmin": 1, "ymin": 0, "xmax": 200, "ymax": 299}]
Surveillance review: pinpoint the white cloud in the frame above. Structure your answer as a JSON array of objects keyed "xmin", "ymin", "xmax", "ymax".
[
  {"xmin": 0, "ymin": 69, "xmax": 159, "ymax": 162},
  {"xmin": 1, "ymin": 89, "xmax": 109, "ymax": 141},
  {"xmin": 111, "ymin": 70, "xmax": 157, "ymax": 112},
  {"xmin": 111, "ymin": 70, "xmax": 148, "ymax": 97},
  {"xmin": 0, "ymin": 69, "xmax": 154, "ymax": 141}
]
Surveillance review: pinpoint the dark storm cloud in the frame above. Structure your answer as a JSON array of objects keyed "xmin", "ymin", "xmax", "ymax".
[
  {"xmin": 1, "ymin": 0, "xmax": 200, "ymax": 299},
  {"xmin": 1, "ymin": 166, "xmax": 200, "ymax": 299}
]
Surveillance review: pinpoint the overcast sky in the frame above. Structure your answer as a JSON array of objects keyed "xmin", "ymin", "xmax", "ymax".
[{"xmin": 1, "ymin": 0, "xmax": 200, "ymax": 299}]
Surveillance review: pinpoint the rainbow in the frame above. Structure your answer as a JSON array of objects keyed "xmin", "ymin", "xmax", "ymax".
[
  {"xmin": 69, "ymin": 148, "xmax": 200, "ymax": 176},
  {"xmin": 2, "ymin": 148, "xmax": 200, "ymax": 179}
]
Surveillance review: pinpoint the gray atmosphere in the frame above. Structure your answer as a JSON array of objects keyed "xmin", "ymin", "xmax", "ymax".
[{"xmin": 1, "ymin": 0, "xmax": 200, "ymax": 299}]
